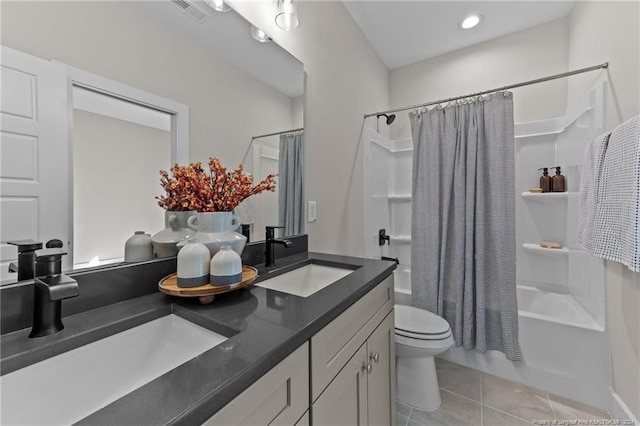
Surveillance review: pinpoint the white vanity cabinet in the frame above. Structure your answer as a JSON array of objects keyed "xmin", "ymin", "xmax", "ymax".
[
  {"xmin": 204, "ymin": 274, "xmax": 394, "ymax": 426},
  {"xmin": 203, "ymin": 342, "xmax": 309, "ymax": 426},
  {"xmin": 311, "ymin": 275, "xmax": 395, "ymax": 426}
]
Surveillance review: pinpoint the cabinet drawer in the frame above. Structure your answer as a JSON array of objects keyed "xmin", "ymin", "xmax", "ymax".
[
  {"xmin": 311, "ymin": 274, "xmax": 393, "ymax": 401},
  {"xmin": 204, "ymin": 342, "xmax": 309, "ymax": 426}
]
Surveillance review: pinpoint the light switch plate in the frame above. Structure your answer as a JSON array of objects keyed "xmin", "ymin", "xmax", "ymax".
[{"xmin": 308, "ymin": 201, "xmax": 317, "ymax": 222}]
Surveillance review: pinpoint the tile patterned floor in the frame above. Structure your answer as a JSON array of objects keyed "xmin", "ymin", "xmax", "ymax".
[{"xmin": 396, "ymin": 358, "xmax": 611, "ymax": 426}]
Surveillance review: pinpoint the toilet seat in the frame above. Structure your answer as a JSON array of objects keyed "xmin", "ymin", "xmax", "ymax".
[{"xmin": 395, "ymin": 305, "xmax": 451, "ymax": 341}]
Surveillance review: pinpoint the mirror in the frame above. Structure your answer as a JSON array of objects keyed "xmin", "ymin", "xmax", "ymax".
[{"xmin": 0, "ymin": 0, "xmax": 304, "ymax": 283}]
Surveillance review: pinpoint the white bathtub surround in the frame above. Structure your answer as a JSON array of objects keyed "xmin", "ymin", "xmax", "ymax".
[
  {"xmin": 409, "ymin": 94, "xmax": 521, "ymax": 361},
  {"xmin": 364, "ymin": 79, "xmax": 611, "ymax": 410}
]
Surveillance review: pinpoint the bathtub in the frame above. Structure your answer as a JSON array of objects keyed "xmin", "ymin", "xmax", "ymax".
[{"xmin": 394, "ymin": 271, "xmax": 610, "ymax": 410}]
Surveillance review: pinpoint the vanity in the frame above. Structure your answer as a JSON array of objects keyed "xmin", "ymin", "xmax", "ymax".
[{"xmin": 0, "ymin": 250, "xmax": 396, "ymax": 425}]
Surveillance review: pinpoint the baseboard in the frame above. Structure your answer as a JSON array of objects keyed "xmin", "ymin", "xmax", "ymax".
[{"xmin": 609, "ymin": 388, "xmax": 639, "ymax": 425}]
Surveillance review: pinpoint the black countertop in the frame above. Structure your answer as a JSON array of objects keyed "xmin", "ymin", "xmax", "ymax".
[{"xmin": 0, "ymin": 252, "xmax": 396, "ymax": 425}]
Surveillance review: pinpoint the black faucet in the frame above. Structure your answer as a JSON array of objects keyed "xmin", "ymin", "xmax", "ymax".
[
  {"xmin": 29, "ymin": 248, "xmax": 79, "ymax": 338},
  {"xmin": 265, "ymin": 226, "xmax": 292, "ymax": 268},
  {"xmin": 7, "ymin": 240, "xmax": 43, "ymax": 281}
]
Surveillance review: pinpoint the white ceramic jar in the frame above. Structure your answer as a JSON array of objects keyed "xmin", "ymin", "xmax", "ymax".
[
  {"xmin": 210, "ymin": 245, "xmax": 242, "ymax": 286},
  {"xmin": 124, "ymin": 231, "xmax": 153, "ymax": 262},
  {"xmin": 177, "ymin": 238, "xmax": 211, "ymax": 287}
]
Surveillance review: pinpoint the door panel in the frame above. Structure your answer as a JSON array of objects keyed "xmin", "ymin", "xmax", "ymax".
[{"xmin": 0, "ymin": 46, "xmax": 70, "ymax": 280}]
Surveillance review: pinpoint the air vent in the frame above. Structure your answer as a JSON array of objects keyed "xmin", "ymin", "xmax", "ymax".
[{"xmin": 168, "ymin": 0, "xmax": 210, "ymax": 23}]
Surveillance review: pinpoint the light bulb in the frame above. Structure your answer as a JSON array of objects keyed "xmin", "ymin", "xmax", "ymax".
[
  {"xmin": 275, "ymin": 0, "xmax": 300, "ymax": 31},
  {"xmin": 461, "ymin": 14, "xmax": 482, "ymax": 29},
  {"xmin": 251, "ymin": 26, "xmax": 272, "ymax": 43},
  {"xmin": 205, "ymin": 0, "xmax": 231, "ymax": 12}
]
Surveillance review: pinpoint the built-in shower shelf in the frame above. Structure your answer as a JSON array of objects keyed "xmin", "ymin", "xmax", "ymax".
[
  {"xmin": 521, "ymin": 191, "xmax": 577, "ymax": 202},
  {"xmin": 522, "ymin": 243, "xmax": 569, "ymax": 256},
  {"xmin": 388, "ymin": 194, "xmax": 412, "ymax": 202}
]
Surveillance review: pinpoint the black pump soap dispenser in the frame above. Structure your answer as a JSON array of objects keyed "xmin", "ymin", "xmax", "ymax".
[
  {"xmin": 552, "ymin": 166, "xmax": 566, "ymax": 192},
  {"xmin": 538, "ymin": 167, "xmax": 553, "ymax": 193}
]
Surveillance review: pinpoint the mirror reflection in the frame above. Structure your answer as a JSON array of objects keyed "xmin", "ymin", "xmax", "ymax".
[{"xmin": 0, "ymin": 0, "xmax": 304, "ymax": 283}]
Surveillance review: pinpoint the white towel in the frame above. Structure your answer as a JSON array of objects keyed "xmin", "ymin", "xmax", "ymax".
[{"xmin": 577, "ymin": 115, "xmax": 640, "ymax": 272}]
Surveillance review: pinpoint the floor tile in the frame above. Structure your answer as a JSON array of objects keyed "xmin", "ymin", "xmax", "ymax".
[
  {"xmin": 483, "ymin": 406, "xmax": 532, "ymax": 425},
  {"xmin": 397, "ymin": 413, "xmax": 409, "ymax": 426},
  {"xmin": 396, "ymin": 400, "xmax": 412, "ymax": 417},
  {"xmin": 435, "ymin": 358, "xmax": 482, "ymax": 402},
  {"xmin": 482, "ymin": 373, "xmax": 554, "ymax": 422},
  {"xmin": 547, "ymin": 393, "xmax": 609, "ymax": 420},
  {"xmin": 408, "ymin": 389, "xmax": 481, "ymax": 426}
]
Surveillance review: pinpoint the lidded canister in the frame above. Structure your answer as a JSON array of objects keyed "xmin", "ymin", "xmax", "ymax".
[
  {"xmin": 124, "ymin": 231, "xmax": 153, "ymax": 262},
  {"xmin": 177, "ymin": 238, "xmax": 210, "ymax": 287}
]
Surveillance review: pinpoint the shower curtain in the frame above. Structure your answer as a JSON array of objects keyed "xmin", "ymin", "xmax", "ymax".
[
  {"xmin": 278, "ymin": 133, "xmax": 304, "ymax": 236},
  {"xmin": 410, "ymin": 93, "xmax": 521, "ymax": 361}
]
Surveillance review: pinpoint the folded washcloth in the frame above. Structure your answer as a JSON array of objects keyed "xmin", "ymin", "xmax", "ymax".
[{"xmin": 577, "ymin": 115, "xmax": 640, "ymax": 272}]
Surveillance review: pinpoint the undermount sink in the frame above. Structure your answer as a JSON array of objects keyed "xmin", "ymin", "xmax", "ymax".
[
  {"xmin": 0, "ymin": 314, "xmax": 227, "ymax": 425},
  {"xmin": 255, "ymin": 264, "xmax": 354, "ymax": 297}
]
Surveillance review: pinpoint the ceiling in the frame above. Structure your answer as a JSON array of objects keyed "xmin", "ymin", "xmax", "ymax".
[
  {"xmin": 129, "ymin": 0, "xmax": 304, "ymax": 98},
  {"xmin": 128, "ymin": 1, "xmax": 574, "ymax": 96},
  {"xmin": 342, "ymin": 1, "xmax": 575, "ymax": 69}
]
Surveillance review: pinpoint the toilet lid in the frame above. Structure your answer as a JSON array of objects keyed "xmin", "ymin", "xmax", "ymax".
[{"xmin": 395, "ymin": 305, "xmax": 451, "ymax": 336}]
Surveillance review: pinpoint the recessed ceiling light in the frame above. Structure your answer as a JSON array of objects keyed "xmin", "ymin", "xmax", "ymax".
[{"xmin": 461, "ymin": 14, "xmax": 482, "ymax": 29}]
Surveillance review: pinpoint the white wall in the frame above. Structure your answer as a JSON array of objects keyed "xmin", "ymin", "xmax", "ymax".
[
  {"xmin": 229, "ymin": 0, "xmax": 390, "ymax": 256},
  {"xmin": 1, "ymin": 0, "xmax": 295, "ymax": 170},
  {"xmin": 566, "ymin": 1, "xmax": 640, "ymax": 420},
  {"xmin": 390, "ymin": 18, "xmax": 571, "ymax": 139}
]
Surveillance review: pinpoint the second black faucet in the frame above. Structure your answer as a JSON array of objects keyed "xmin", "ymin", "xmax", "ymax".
[{"xmin": 265, "ymin": 226, "xmax": 292, "ymax": 268}]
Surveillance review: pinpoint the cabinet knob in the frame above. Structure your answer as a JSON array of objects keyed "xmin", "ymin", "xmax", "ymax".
[
  {"xmin": 370, "ymin": 352, "xmax": 380, "ymax": 363},
  {"xmin": 362, "ymin": 362, "xmax": 373, "ymax": 374}
]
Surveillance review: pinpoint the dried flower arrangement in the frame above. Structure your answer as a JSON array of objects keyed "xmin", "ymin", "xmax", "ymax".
[{"xmin": 157, "ymin": 157, "xmax": 277, "ymax": 212}]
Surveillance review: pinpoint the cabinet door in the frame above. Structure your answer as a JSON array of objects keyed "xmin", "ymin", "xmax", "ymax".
[
  {"xmin": 312, "ymin": 344, "xmax": 368, "ymax": 426},
  {"xmin": 311, "ymin": 275, "xmax": 393, "ymax": 401},
  {"xmin": 367, "ymin": 311, "xmax": 396, "ymax": 426},
  {"xmin": 204, "ymin": 343, "xmax": 308, "ymax": 426}
]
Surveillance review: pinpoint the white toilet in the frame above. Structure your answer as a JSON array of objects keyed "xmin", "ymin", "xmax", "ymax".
[{"xmin": 395, "ymin": 304, "xmax": 454, "ymax": 411}]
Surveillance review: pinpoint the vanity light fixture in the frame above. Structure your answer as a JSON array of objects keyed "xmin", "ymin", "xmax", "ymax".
[
  {"xmin": 251, "ymin": 26, "xmax": 272, "ymax": 43},
  {"xmin": 204, "ymin": 0, "xmax": 231, "ymax": 12},
  {"xmin": 275, "ymin": 0, "xmax": 300, "ymax": 31},
  {"xmin": 460, "ymin": 14, "xmax": 482, "ymax": 29}
]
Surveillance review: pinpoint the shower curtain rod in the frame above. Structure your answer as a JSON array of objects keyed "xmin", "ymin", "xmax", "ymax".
[
  {"xmin": 364, "ymin": 62, "xmax": 608, "ymax": 118},
  {"xmin": 251, "ymin": 127, "xmax": 304, "ymax": 140}
]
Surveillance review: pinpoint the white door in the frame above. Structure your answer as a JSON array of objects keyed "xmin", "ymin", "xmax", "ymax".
[{"xmin": 0, "ymin": 46, "xmax": 70, "ymax": 281}]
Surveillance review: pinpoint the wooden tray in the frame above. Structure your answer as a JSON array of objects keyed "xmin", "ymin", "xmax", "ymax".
[{"xmin": 159, "ymin": 266, "xmax": 258, "ymax": 304}]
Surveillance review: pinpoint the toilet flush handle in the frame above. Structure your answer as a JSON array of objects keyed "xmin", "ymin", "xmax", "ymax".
[{"xmin": 369, "ymin": 352, "xmax": 380, "ymax": 363}]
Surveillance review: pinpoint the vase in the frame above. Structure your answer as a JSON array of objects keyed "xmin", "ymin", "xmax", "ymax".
[
  {"xmin": 185, "ymin": 212, "xmax": 247, "ymax": 257},
  {"xmin": 210, "ymin": 245, "xmax": 242, "ymax": 286},
  {"xmin": 176, "ymin": 238, "xmax": 210, "ymax": 288},
  {"xmin": 124, "ymin": 231, "xmax": 153, "ymax": 262},
  {"xmin": 151, "ymin": 211, "xmax": 197, "ymax": 258}
]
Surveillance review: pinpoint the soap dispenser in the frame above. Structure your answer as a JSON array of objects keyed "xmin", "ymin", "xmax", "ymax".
[
  {"xmin": 538, "ymin": 167, "xmax": 553, "ymax": 193},
  {"xmin": 552, "ymin": 166, "xmax": 566, "ymax": 192}
]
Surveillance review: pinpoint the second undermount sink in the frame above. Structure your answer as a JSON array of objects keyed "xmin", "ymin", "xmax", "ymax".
[
  {"xmin": 0, "ymin": 314, "xmax": 228, "ymax": 425},
  {"xmin": 255, "ymin": 263, "xmax": 354, "ymax": 297}
]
